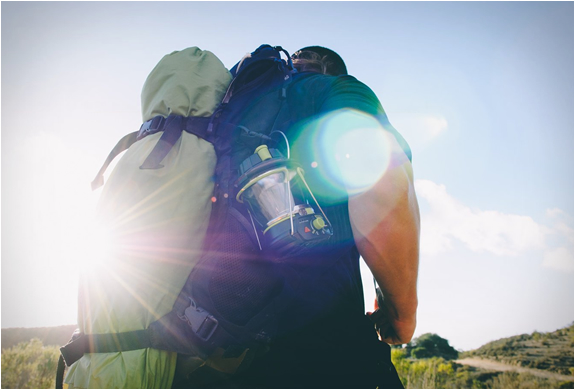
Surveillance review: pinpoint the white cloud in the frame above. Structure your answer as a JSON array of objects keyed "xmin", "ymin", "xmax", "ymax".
[
  {"xmin": 422, "ymin": 116, "xmax": 449, "ymax": 137},
  {"xmin": 390, "ymin": 113, "xmax": 448, "ymax": 150},
  {"xmin": 546, "ymin": 208, "xmax": 565, "ymax": 218},
  {"xmin": 545, "ymin": 208, "xmax": 574, "ymax": 244},
  {"xmin": 415, "ymin": 180, "xmax": 554, "ymax": 258},
  {"xmin": 543, "ymin": 247, "xmax": 574, "ymax": 272},
  {"xmin": 541, "ymin": 207, "xmax": 573, "ymax": 272}
]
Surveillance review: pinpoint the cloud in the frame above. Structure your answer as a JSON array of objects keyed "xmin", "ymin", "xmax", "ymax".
[
  {"xmin": 543, "ymin": 247, "xmax": 574, "ymax": 272},
  {"xmin": 542, "ymin": 208, "xmax": 574, "ymax": 272},
  {"xmin": 422, "ymin": 116, "xmax": 449, "ymax": 137},
  {"xmin": 389, "ymin": 113, "xmax": 448, "ymax": 150},
  {"xmin": 414, "ymin": 180, "xmax": 570, "ymax": 265},
  {"xmin": 545, "ymin": 208, "xmax": 574, "ymax": 243},
  {"xmin": 546, "ymin": 208, "xmax": 565, "ymax": 218}
]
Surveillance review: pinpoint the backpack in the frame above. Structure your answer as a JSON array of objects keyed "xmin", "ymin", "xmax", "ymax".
[
  {"xmin": 59, "ymin": 46, "xmax": 231, "ymax": 389},
  {"xmin": 58, "ymin": 44, "xmax": 335, "ymax": 388}
]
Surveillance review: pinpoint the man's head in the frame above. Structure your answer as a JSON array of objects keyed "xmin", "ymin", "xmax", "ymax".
[{"xmin": 291, "ymin": 46, "xmax": 348, "ymax": 76}]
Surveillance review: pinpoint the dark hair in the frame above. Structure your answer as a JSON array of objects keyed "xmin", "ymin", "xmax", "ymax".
[{"xmin": 291, "ymin": 46, "xmax": 348, "ymax": 76}]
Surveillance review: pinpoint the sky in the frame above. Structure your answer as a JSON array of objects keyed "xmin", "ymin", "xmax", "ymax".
[{"xmin": 1, "ymin": 1, "xmax": 573, "ymax": 352}]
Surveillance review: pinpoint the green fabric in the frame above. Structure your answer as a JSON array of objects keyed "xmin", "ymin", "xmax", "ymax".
[
  {"xmin": 64, "ymin": 47, "xmax": 231, "ymax": 389},
  {"xmin": 141, "ymin": 47, "xmax": 232, "ymax": 122}
]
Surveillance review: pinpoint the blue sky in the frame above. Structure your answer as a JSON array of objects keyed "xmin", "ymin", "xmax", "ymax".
[{"xmin": 2, "ymin": 1, "xmax": 573, "ymax": 351}]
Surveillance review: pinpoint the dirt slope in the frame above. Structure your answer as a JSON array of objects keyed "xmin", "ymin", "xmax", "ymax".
[{"xmin": 456, "ymin": 357, "xmax": 574, "ymax": 382}]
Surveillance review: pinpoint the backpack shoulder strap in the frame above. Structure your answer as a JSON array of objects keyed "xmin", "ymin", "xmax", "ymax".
[{"xmin": 91, "ymin": 131, "xmax": 139, "ymax": 191}]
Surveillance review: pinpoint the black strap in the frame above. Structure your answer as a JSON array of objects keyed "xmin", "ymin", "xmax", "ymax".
[
  {"xmin": 139, "ymin": 116, "xmax": 183, "ymax": 169},
  {"xmin": 55, "ymin": 354, "xmax": 66, "ymax": 389},
  {"xmin": 91, "ymin": 131, "xmax": 138, "ymax": 190},
  {"xmin": 58, "ymin": 315, "xmax": 244, "ymax": 367},
  {"xmin": 56, "ymin": 329, "xmax": 86, "ymax": 387},
  {"xmin": 59, "ymin": 329, "xmax": 153, "ymax": 367},
  {"xmin": 91, "ymin": 115, "xmax": 213, "ymax": 190},
  {"xmin": 140, "ymin": 116, "xmax": 212, "ymax": 169}
]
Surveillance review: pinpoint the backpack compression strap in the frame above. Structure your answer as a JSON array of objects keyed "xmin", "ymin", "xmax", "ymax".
[
  {"xmin": 91, "ymin": 114, "xmax": 213, "ymax": 190},
  {"xmin": 59, "ymin": 301, "xmax": 243, "ymax": 367},
  {"xmin": 139, "ymin": 115, "xmax": 213, "ymax": 169},
  {"xmin": 59, "ymin": 329, "xmax": 153, "ymax": 367}
]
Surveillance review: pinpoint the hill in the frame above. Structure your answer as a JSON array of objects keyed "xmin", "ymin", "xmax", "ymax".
[
  {"xmin": 392, "ymin": 325, "xmax": 573, "ymax": 388},
  {"xmin": 1, "ymin": 325, "xmax": 77, "ymax": 350},
  {"xmin": 461, "ymin": 324, "xmax": 574, "ymax": 376}
]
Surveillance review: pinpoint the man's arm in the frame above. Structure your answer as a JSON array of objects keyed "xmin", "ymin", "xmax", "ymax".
[
  {"xmin": 315, "ymin": 74, "xmax": 420, "ymax": 343},
  {"xmin": 348, "ymin": 132, "xmax": 420, "ymax": 345}
]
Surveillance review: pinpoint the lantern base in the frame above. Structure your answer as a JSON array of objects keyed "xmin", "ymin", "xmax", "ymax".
[{"xmin": 263, "ymin": 213, "xmax": 332, "ymax": 256}]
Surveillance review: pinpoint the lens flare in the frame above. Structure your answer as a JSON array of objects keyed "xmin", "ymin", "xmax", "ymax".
[{"xmin": 291, "ymin": 109, "xmax": 393, "ymax": 202}]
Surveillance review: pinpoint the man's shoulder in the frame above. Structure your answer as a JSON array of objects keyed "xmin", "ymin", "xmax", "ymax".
[
  {"xmin": 288, "ymin": 72, "xmax": 374, "ymax": 112},
  {"xmin": 291, "ymin": 71, "xmax": 362, "ymax": 88}
]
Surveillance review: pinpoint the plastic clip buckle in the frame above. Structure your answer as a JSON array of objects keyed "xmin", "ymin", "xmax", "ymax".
[
  {"xmin": 183, "ymin": 298, "xmax": 219, "ymax": 341},
  {"xmin": 137, "ymin": 116, "xmax": 165, "ymax": 139}
]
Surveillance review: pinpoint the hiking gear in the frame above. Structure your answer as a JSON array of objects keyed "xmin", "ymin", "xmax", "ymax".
[
  {"xmin": 235, "ymin": 144, "xmax": 332, "ymax": 255},
  {"xmin": 60, "ymin": 43, "xmax": 410, "ymax": 389},
  {"xmin": 61, "ymin": 44, "xmax": 339, "ymax": 387},
  {"xmin": 61, "ymin": 47, "xmax": 231, "ymax": 389}
]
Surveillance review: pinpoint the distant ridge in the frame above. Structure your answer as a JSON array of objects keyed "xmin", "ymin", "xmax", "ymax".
[
  {"xmin": 1, "ymin": 324, "xmax": 77, "ymax": 350},
  {"xmin": 462, "ymin": 324, "xmax": 574, "ymax": 376}
]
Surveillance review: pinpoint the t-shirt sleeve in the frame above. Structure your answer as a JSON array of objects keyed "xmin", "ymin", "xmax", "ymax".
[{"xmin": 319, "ymin": 75, "xmax": 412, "ymax": 162}]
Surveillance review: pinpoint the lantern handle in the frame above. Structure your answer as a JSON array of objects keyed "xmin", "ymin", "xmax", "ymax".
[{"xmin": 270, "ymin": 130, "xmax": 290, "ymax": 159}]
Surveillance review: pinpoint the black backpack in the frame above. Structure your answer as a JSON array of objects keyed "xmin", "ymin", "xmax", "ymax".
[{"xmin": 57, "ymin": 44, "xmax": 339, "ymax": 386}]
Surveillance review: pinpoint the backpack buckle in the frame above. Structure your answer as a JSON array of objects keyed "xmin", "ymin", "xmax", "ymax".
[
  {"xmin": 137, "ymin": 115, "xmax": 166, "ymax": 139},
  {"xmin": 183, "ymin": 298, "xmax": 219, "ymax": 341}
]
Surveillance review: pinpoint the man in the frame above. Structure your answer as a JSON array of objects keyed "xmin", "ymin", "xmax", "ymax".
[
  {"xmin": 64, "ymin": 44, "xmax": 418, "ymax": 389},
  {"xmin": 217, "ymin": 46, "xmax": 420, "ymax": 388}
]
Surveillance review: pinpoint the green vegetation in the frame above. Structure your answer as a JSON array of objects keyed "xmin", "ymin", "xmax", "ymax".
[
  {"xmin": 392, "ymin": 349, "xmax": 468, "ymax": 388},
  {"xmin": 462, "ymin": 324, "xmax": 574, "ymax": 376},
  {"xmin": 392, "ymin": 348, "xmax": 574, "ymax": 389},
  {"xmin": 404, "ymin": 333, "xmax": 459, "ymax": 360},
  {"xmin": 1, "ymin": 339, "xmax": 60, "ymax": 389},
  {"xmin": 391, "ymin": 324, "xmax": 574, "ymax": 389}
]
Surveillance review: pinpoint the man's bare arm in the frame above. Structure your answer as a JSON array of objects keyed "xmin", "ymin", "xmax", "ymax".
[{"xmin": 348, "ymin": 133, "xmax": 420, "ymax": 345}]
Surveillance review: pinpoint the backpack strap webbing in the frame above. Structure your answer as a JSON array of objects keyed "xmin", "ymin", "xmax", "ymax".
[
  {"xmin": 91, "ymin": 131, "xmax": 139, "ymax": 191},
  {"xmin": 55, "ymin": 329, "xmax": 83, "ymax": 388},
  {"xmin": 55, "ymin": 354, "xmax": 66, "ymax": 389},
  {"xmin": 90, "ymin": 115, "xmax": 213, "ymax": 190},
  {"xmin": 59, "ymin": 329, "xmax": 153, "ymax": 366},
  {"xmin": 139, "ymin": 115, "xmax": 212, "ymax": 169},
  {"xmin": 59, "ymin": 299, "xmax": 247, "ymax": 367}
]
